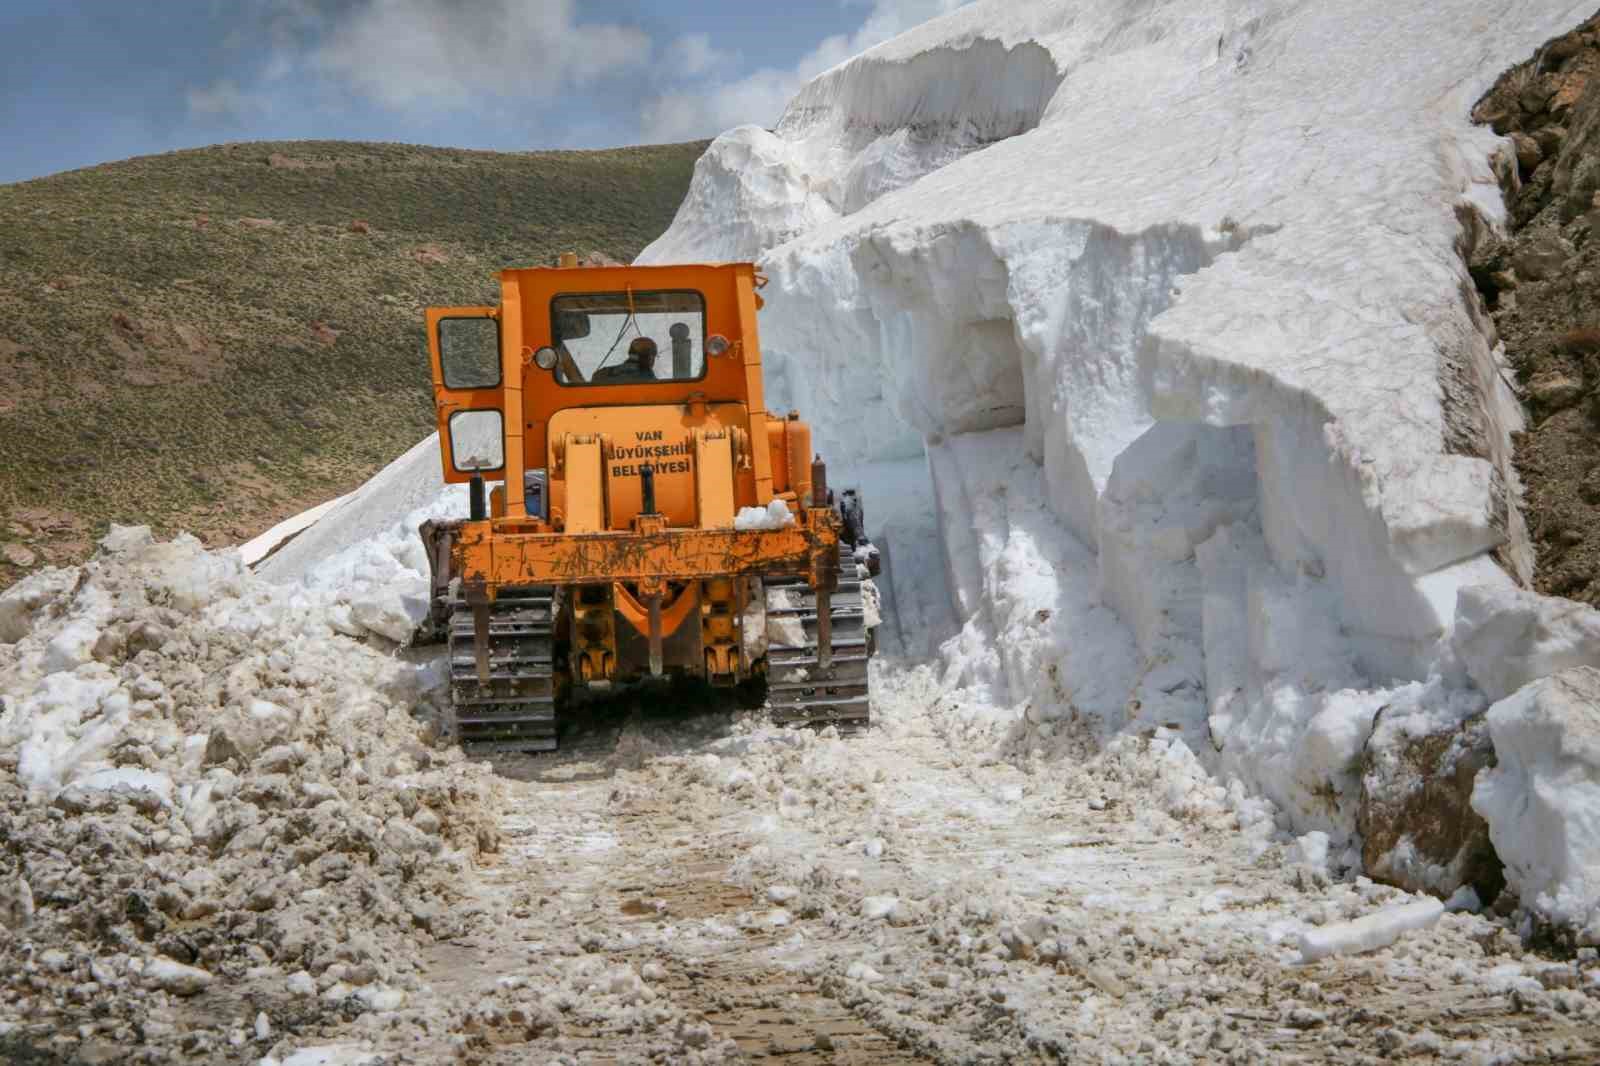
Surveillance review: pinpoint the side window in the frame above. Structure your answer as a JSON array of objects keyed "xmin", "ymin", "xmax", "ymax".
[
  {"xmin": 551, "ymin": 291, "xmax": 705, "ymax": 385},
  {"xmin": 439, "ymin": 317, "xmax": 501, "ymax": 389},
  {"xmin": 448, "ymin": 409, "xmax": 504, "ymax": 472}
]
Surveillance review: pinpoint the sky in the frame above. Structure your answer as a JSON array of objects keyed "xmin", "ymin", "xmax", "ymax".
[{"xmin": 0, "ymin": 0, "xmax": 972, "ymax": 184}]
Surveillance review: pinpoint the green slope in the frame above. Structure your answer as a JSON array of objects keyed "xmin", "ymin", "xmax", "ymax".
[{"xmin": 0, "ymin": 138, "xmax": 705, "ymax": 576}]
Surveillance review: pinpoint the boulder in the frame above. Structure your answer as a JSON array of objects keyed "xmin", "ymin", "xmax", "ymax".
[
  {"xmin": 1528, "ymin": 373, "xmax": 1585, "ymax": 411},
  {"xmin": 1512, "ymin": 234, "xmax": 1574, "ymax": 281},
  {"xmin": 1359, "ymin": 700, "xmax": 1502, "ymax": 901},
  {"xmin": 1511, "ymin": 131, "xmax": 1543, "ymax": 174},
  {"xmin": 2, "ymin": 543, "xmax": 37, "ymax": 568}
]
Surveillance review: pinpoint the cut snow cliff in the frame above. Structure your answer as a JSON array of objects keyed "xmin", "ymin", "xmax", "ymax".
[{"xmin": 639, "ymin": 0, "xmax": 1598, "ymax": 916}]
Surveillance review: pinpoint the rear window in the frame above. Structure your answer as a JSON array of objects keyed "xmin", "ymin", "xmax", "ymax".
[{"xmin": 550, "ymin": 290, "xmax": 705, "ymax": 386}]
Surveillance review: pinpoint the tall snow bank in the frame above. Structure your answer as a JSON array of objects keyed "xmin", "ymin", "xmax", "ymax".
[
  {"xmin": 640, "ymin": 0, "xmax": 1592, "ymax": 852},
  {"xmin": 1472, "ymin": 668, "xmax": 1600, "ymax": 944},
  {"xmin": 257, "ymin": 434, "xmax": 453, "ymax": 585}
]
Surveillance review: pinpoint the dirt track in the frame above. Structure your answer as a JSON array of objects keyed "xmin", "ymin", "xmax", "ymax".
[{"xmin": 367, "ymin": 679, "xmax": 1600, "ymax": 1065}]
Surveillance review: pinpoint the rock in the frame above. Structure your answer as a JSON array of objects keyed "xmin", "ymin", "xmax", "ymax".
[
  {"xmin": 1512, "ymin": 234, "xmax": 1574, "ymax": 281},
  {"xmin": 0, "ymin": 566, "xmax": 78, "ymax": 642},
  {"xmin": 286, "ymin": 970, "xmax": 316, "ymax": 997},
  {"xmin": 202, "ymin": 728, "xmax": 246, "ymax": 767},
  {"xmin": 1, "ymin": 877, "xmax": 35, "ymax": 930},
  {"xmin": 1535, "ymin": 126, "xmax": 1567, "ymax": 160},
  {"xmin": 1580, "ymin": 468, "xmax": 1600, "ymax": 506},
  {"xmin": 1519, "ymin": 76, "xmax": 1556, "ymax": 115},
  {"xmin": 2, "ymin": 543, "xmax": 37, "ymax": 568},
  {"xmin": 348, "ymin": 219, "xmax": 371, "ymax": 234},
  {"xmin": 1529, "ymin": 374, "xmax": 1585, "ymax": 412},
  {"xmin": 1454, "ymin": 584, "xmax": 1600, "ymax": 702},
  {"xmin": 1511, "ymin": 132, "xmax": 1543, "ymax": 175},
  {"xmin": 142, "ymin": 957, "xmax": 213, "ymax": 996},
  {"xmin": 1360, "ymin": 703, "xmax": 1503, "ymax": 902}
]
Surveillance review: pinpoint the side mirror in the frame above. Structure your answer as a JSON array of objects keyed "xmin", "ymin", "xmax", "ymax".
[{"xmin": 555, "ymin": 310, "xmax": 591, "ymax": 340}]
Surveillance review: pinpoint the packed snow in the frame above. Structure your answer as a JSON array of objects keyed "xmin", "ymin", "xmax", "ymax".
[
  {"xmin": 1473, "ymin": 668, "xmax": 1600, "ymax": 941},
  {"xmin": 640, "ymin": 0, "xmax": 1600, "ymax": 934}
]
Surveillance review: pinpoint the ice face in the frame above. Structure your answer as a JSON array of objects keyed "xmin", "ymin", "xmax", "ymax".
[{"xmin": 636, "ymin": 0, "xmax": 1598, "ymax": 916}]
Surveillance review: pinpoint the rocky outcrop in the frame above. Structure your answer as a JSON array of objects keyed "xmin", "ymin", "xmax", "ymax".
[{"xmin": 1471, "ymin": 14, "xmax": 1600, "ymax": 606}]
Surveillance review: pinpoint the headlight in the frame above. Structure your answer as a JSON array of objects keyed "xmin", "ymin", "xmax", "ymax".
[
  {"xmin": 706, "ymin": 334, "xmax": 731, "ymax": 357},
  {"xmin": 533, "ymin": 346, "xmax": 559, "ymax": 370}
]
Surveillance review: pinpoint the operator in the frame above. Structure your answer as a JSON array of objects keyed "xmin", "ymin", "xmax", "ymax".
[{"xmin": 593, "ymin": 337, "xmax": 659, "ymax": 382}]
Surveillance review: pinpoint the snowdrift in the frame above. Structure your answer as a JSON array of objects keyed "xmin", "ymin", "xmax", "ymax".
[{"xmin": 639, "ymin": 0, "xmax": 1600, "ymax": 932}]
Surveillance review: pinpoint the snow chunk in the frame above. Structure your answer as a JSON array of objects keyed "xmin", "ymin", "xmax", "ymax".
[
  {"xmin": 76, "ymin": 767, "xmax": 175, "ymax": 808},
  {"xmin": 142, "ymin": 956, "xmax": 213, "ymax": 996},
  {"xmin": 264, "ymin": 1047, "xmax": 382, "ymax": 1066},
  {"xmin": 861, "ymin": 895, "xmax": 901, "ymax": 920},
  {"xmin": 734, "ymin": 500, "xmax": 796, "ymax": 531},
  {"xmin": 1454, "ymin": 585, "xmax": 1600, "ymax": 702},
  {"xmin": 1297, "ymin": 898, "xmax": 1445, "ymax": 962},
  {"xmin": 1472, "ymin": 668, "xmax": 1600, "ymax": 938}
]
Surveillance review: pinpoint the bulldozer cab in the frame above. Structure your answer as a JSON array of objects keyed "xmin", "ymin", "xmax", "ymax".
[{"xmin": 424, "ymin": 261, "xmax": 794, "ymax": 531}]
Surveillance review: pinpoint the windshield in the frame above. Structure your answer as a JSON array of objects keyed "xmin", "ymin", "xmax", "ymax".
[{"xmin": 551, "ymin": 290, "xmax": 705, "ymax": 385}]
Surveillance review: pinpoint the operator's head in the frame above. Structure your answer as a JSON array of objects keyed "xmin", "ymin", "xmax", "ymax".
[{"xmin": 628, "ymin": 337, "xmax": 658, "ymax": 368}]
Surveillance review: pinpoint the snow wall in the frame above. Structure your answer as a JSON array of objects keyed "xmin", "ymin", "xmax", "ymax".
[{"xmin": 639, "ymin": 0, "xmax": 1600, "ymax": 926}]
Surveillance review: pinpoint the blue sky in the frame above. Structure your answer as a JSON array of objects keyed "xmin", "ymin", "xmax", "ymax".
[{"xmin": 1, "ymin": 0, "xmax": 970, "ymax": 184}]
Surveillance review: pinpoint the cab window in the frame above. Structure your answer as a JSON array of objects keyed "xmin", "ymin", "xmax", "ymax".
[{"xmin": 551, "ymin": 291, "xmax": 705, "ymax": 385}]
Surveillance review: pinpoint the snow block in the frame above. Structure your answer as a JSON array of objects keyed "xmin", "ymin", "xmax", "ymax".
[
  {"xmin": 1472, "ymin": 667, "xmax": 1600, "ymax": 942},
  {"xmin": 1454, "ymin": 584, "xmax": 1600, "ymax": 702},
  {"xmin": 1297, "ymin": 897, "xmax": 1445, "ymax": 962}
]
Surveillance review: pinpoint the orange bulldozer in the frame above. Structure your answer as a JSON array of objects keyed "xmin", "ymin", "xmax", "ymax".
[{"xmin": 415, "ymin": 256, "xmax": 881, "ymax": 752}]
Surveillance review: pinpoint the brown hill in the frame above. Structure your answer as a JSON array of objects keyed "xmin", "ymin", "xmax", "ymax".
[{"xmin": 0, "ymin": 138, "xmax": 705, "ymax": 578}]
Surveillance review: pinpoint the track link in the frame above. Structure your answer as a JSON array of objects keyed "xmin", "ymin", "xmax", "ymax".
[
  {"xmin": 763, "ymin": 573, "xmax": 875, "ymax": 731},
  {"xmin": 447, "ymin": 587, "xmax": 559, "ymax": 753}
]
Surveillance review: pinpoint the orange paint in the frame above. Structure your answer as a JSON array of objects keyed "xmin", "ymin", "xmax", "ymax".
[{"xmin": 424, "ymin": 261, "xmax": 841, "ymax": 676}]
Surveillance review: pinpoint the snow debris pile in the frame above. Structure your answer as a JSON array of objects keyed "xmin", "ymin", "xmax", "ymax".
[
  {"xmin": 0, "ymin": 524, "xmax": 501, "ymax": 1058},
  {"xmin": 639, "ymin": 0, "xmax": 1600, "ymax": 932}
]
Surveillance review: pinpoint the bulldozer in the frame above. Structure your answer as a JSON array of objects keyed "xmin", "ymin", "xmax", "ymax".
[{"xmin": 415, "ymin": 256, "xmax": 881, "ymax": 752}]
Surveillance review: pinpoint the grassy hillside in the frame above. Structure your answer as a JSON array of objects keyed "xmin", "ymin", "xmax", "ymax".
[{"xmin": 0, "ymin": 139, "xmax": 705, "ymax": 577}]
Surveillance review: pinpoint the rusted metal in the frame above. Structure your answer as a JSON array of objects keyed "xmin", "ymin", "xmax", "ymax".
[
  {"xmin": 647, "ymin": 592, "xmax": 663, "ymax": 677},
  {"xmin": 452, "ymin": 518, "xmax": 838, "ymax": 591}
]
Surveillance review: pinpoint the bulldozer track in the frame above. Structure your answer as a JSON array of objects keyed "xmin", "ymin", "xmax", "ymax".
[
  {"xmin": 445, "ymin": 567, "xmax": 879, "ymax": 754},
  {"xmin": 448, "ymin": 586, "xmax": 560, "ymax": 753},
  {"xmin": 763, "ymin": 572, "xmax": 874, "ymax": 732}
]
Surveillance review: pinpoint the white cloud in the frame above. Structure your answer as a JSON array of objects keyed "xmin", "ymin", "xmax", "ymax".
[
  {"xmin": 307, "ymin": 0, "xmax": 652, "ymax": 110},
  {"xmin": 673, "ymin": 33, "xmax": 733, "ymax": 79},
  {"xmin": 185, "ymin": 79, "xmax": 260, "ymax": 120},
  {"xmin": 641, "ymin": 0, "xmax": 973, "ymax": 143}
]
